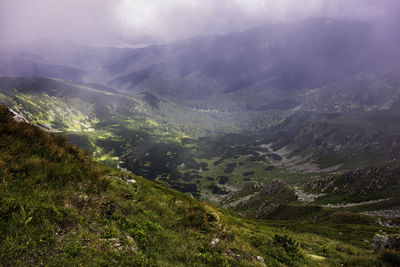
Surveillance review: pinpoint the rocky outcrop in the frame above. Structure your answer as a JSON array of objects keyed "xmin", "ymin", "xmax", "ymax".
[
  {"xmin": 304, "ymin": 161, "xmax": 400, "ymax": 197},
  {"xmin": 373, "ymin": 234, "xmax": 400, "ymax": 252},
  {"xmin": 223, "ymin": 179, "xmax": 298, "ymax": 219},
  {"xmin": 223, "ymin": 179, "xmax": 297, "ymax": 208},
  {"xmin": 8, "ymin": 108, "xmax": 28, "ymax": 123}
]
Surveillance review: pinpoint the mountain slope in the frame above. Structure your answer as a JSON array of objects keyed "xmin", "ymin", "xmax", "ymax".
[
  {"xmin": 106, "ymin": 18, "xmax": 378, "ymax": 111},
  {"xmin": 1, "ymin": 75, "xmax": 400, "ymax": 201},
  {"xmin": 262, "ymin": 108, "xmax": 400, "ymax": 170},
  {"xmin": 0, "ymin": 77, "xmax": 313, "ymax": 199},
  {"xmin": 2, "ymin": 105, "xmax": 397, "ymax": 266},
  {"xmin": 0, "ymin": 52, "xmax": 87, "ymax": 81},
  {"xmin": 304, "ymin": 160, "xmax": 400, "ymax": 204}
]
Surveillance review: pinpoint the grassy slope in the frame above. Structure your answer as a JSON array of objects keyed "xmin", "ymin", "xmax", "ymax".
[{"xmin": 1, "ymin": 105, "xmax": 398, "ymax": 266}]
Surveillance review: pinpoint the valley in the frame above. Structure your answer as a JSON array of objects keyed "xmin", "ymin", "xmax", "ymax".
[
  {"xmin": 1, "ymin": 13, "xmax": 400, "ymax": 266},
  {"xmin": 1, "ymin": 104, "xmax": 399, "ymax": 266}
]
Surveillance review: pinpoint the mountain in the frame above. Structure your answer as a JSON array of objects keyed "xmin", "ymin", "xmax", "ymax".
[
  {"xmin": 0, "ymin": 39, "xmax": 132, "ymax": 83},
  {"xmin": 304, "ymin": 160, "xmax": 400, "ymax": 204},
  {"xmin": 104, "ymin": 18, "xmax": 380, "ymax": 111},
  {"xmin": 0, "ymin": 77, "xmax": 315, "ymax": 200},
  {"xmin": 0, "ymin": 70, "xmax": 399, "ymax": 202},
  {"xmin": 262, "ymin": 107, "xmax": 400, "ymax": 170},
  {"xmin": 1, "ymin": 15, "xmax": 400, "ymax": 265},
  {"xmin": 2, "ymin": 104, "xmax": 397, "ymax": 266},
  {"xmin": 0, "ymin": 52, "xmax": 87, "ymax": 81}
]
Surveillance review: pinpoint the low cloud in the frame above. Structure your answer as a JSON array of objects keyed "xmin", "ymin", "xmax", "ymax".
[{"xmin": 0, "ymin": 0, "xmax": 398, "ymax": 45}]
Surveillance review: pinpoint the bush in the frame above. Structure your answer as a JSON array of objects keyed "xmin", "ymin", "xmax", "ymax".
[
  {"xmin": 272, "ymin": 234, "xmax": 303, "ymax": 264},
  {"xmin": 179, "ymin": 205, "xmax": 210, "ymax": 230},
  {"xmin": 274, "ymin": 234, "xmax": 300, "ymax": 255}
]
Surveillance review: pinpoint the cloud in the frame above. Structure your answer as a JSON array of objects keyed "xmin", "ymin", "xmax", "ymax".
[
  {"xmin": 0, "ymin": 0, "xmax": 117, "ymax": 43},
  {"xmin": 0, "ymin": 0, "xmax": 398, "ymax": 45}
]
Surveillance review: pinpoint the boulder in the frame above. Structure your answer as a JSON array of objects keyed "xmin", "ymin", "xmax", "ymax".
[
  {"xmin": 373, "ymin": 234, "xmax": 400, "ymax": 252},
  {"xmin": 256, "ymin": 256, "xmax": 266, "ymax": 266}
]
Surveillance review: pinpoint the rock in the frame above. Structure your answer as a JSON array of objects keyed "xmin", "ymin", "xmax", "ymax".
[
  {"xmin": 373, "ymin": 234, "xmax": 400, "ymax": 252},
  {"xmin": 125, "ymin": 235, "xmax": 138, "ymax": 252},
  {"xmin": 8, "ymin": 108, "xmax": 28, "ymax": 123},
  {"xmin": 126, "ymin": 235, "xmax": 134, "ymax": 243},
  {"xmin": 304, "ymin": 162, "xmax": 400, "ymax": 197},
  {"xmin": 223, "ymin": 179, "xmax": 297, "ymax": 209},
  {"xmin": 211, "ymin": 238, "xmax": 220, "ymax": 248},
  {"xmin": 262, "ymin": 179, "xmax": 293, "ymax": 196},
  {"xmin": 256, "ymin": 256, "xmax": 266, "ymax": 266},
  {"xmin": 224, "ymin": 249, "xmax": 242, "ymax": 261},
  {"xmin": 120, "ymin": 174, "xmax": 136, "ymax": 184}
]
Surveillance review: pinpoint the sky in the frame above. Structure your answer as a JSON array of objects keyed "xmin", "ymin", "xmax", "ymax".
[{"xmin": 0, "ymin": 0, "xmax": 398, "ymax": 45}]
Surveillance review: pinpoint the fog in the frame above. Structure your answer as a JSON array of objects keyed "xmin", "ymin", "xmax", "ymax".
[{"xmin": 0, "ymin": 0, "xmax": 399, "ymax": 45}]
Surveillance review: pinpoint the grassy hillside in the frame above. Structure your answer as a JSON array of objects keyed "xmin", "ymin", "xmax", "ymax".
[{"xmin": 1, "ymin": 105, "xmax": 399, "ymax": 266}]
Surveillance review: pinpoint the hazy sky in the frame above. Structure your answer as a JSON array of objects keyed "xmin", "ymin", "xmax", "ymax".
[{"xmin": 0, "ymin": 0, "xmax": 398, "ymax": 45}]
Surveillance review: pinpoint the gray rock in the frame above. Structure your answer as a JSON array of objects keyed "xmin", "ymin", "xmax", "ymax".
[
  {"xmin": 373, "ymin": 234, "xmax": 400, "ymax": 252},
  {"xmin": 256, "ymin": 256, "xmax": 266, "ymax": 266},
  {"xmin": 211, "ymin": 238, "xmax": 220, "ymax": 248},
  {"xmin": 224, "ymin": 249, "xmax": 242, "ymax": 261},
  {"xmin": 8, "ymin": 108, "xmax": 28, "ymax": 123}
]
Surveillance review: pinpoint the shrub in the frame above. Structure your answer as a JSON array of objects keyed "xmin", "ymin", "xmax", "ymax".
[
  {"xmin": 274, "ymin": 234, "xmax": 300, "ymax": 255},
  {"xmin": 179, "ymin": 205, "xmax": 210, "ymax": 230},
  {"xmin": 272, "ymin": 234, "xmax": 303, "ymax": 264}
]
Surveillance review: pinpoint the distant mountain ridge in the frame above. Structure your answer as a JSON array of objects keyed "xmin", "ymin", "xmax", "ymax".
[{"xmin": 104, "ymin": 18, "xmax": 381, "ymax": 111}]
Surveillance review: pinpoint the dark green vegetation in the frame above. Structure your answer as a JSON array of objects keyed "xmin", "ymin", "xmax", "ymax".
[
  {"xmin": 0, "ymin": 77, "xmax": 314, "ymax": 200},
  {"xmin": 2, "ymin": 73, "xmax": 400, "ymax": 203},
  {"xmin": 1, "ymin": 105, "xmax": 399, "ymax": 266},
  {"xmin": 1, "ymin": 72, "xmax": 400, "ymax": 205}
]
